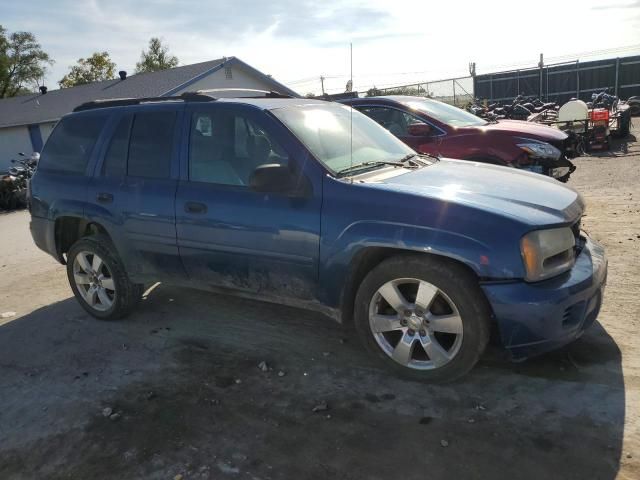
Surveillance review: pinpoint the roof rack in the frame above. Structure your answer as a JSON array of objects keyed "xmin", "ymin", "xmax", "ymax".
[
  {"xmin": 194, "ymin": 88, "xmax": 294, "ymax": 98},
  {"xmin": 72, "ymin": 92, "xmax": 215, "ymax": 112}
]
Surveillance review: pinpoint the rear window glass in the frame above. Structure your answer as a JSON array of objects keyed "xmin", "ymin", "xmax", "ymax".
[
  {"xmin": 39, "ymin": 113, "xmax": 108, "ymax": 174},
  {"xmin": 127, "ymin": 111, "xmax": 176, "ymax": 179}
]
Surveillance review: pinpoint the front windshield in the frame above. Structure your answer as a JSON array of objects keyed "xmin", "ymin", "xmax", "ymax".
[
  {"xmin": 271, "ymin": 104, "xmax": 415, "ymax": 175},
  {"xmin": 403, "ymin": 98, "xmax": 487, "ymax": 127}
]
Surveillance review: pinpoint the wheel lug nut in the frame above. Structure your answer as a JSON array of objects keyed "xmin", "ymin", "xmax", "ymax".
[
  {"xmin": 407, "ymin": 329, "xmax": 415, "ymax": 336},
  {"xmin": 419, "ymin": 330, "xmax": 427, "ymax": 337},
  {"xmin": 404, "ymin": 310, "xmax": 412, "ymax": 317},
  {"xmin": 400, "ymin": 319, "xmax": 408, "ymax": 326}
]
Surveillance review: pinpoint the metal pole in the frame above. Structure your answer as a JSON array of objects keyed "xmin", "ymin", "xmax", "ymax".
[
  {"xmin": 453, "ymin": 79, "xmax": 456, "ymax": 105},
  {"xmin": 576, "ymin": 60, "xmax": 580, "ymax": 99},
  {"xmin": 490, "ymin": 75, "xmax": 493, "ymax": 101},
  {"xmin": 539, "ymin": 53, "xmax": 544, "ymax": 98},
  {"xmin": 615, "ymin": 57, "xmax": 620, "ymax": 97},
  {"xmin": 320, "ymin": 76, "xmax": 325, "ymax": 95}
]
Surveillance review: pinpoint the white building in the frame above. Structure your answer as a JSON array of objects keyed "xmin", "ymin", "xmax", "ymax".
[{"xmin": 0, "ymin": 57, "xmax": 298, "ymax": 172}]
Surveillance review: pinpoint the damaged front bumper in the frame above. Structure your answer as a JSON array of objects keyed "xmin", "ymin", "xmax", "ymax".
[{"xmin": 481, "ymin": 234, "xmax": 607, "ymax": 360}]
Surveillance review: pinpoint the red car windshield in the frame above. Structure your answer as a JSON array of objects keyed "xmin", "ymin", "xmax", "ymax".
[{"xmin": 403, "ymin": 98, "xmax": 488, "ymax": 128}]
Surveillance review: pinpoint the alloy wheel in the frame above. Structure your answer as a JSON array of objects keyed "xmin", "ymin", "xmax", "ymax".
[
  {"xmin": 368, "ymin": 278, "xmax": 464, "ymax": 370},
  {"xmin": 72, "ymin": 251, "xmax": 116, "ymax": 312}
]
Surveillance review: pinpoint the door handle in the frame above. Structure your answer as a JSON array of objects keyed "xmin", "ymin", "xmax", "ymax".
[
  {"xmin": 185, "ymin": 201, "xmax": 207, "ymax": 214},
  {"xmin": 96, "ymin": 192, "xmax": 114, "ymax": 204}
]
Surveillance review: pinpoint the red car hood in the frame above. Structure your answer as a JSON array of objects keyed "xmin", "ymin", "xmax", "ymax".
[{"xmin": 474, "ymin": 119, "xmax": 567, "ymax": 142}]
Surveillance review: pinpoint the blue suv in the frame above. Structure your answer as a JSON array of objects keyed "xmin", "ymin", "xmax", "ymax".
[{"xmin": 28, "ymin": 92, "xmax": 607, "ymax": 382}]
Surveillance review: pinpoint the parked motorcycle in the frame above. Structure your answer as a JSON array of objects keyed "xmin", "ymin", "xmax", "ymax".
[{"xmin": 0, "ymin": 152, "xmax": 38, "ymax": 210}]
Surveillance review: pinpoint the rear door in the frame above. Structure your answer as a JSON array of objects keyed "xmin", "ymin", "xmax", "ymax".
[
  {"xmin": 175, "ymin": 103, "xmax": 322, "ymax": 300},
  {"xmin": 87, "ymin": 105, "xmax": 186, "ymax": 281}
]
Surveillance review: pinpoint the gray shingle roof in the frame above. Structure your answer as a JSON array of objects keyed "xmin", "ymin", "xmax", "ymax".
[{"xmin": 0, "ymin": 57, "xmax": 296, "ymax": 129}]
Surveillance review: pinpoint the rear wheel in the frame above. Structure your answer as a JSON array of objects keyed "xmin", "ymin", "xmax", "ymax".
[
  {"xmin": 66, "ymin": 235, "xmax": 143, "ymax": 320},
  {"xmin": 353, "ymin": 255, "xmax": 491, "ymax": 382}
]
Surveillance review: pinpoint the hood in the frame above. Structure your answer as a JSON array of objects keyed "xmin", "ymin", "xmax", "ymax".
[
  {"xmin": 476, "ymin": 119, "xmax": 568, "ymax": 142},
  {"xmin": 366, "ymin": 159, "xmax": 583, "ymax": 226}
]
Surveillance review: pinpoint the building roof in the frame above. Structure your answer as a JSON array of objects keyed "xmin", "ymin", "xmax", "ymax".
[{"xmin": 0, "ymin": 57, "xmax": 298, "ymax": 129}]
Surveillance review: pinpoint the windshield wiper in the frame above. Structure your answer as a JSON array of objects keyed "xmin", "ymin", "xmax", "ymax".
[
  {"xmin": 400, "ymin": 152, "xmax": 439, "ymax": 164},
  {"xmin": 336, "ymin": 160, "xmax": 406, "ymax": 177}
]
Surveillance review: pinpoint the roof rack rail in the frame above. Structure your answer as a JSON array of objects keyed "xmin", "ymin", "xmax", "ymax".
[
  {"xmin": 72, "ymin": 92, "xmax": 215, "ymax": 112},
  {"xmin": 193, "ymin": 88, "xmax": 294, "ymax": 99}
]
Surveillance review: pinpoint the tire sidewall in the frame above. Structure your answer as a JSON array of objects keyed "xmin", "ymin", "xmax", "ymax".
[
  {"xmin": 66, "ymin": 236, "xmax": 130, "ymax": 320},
  {"xmin": 353, "ymin": 255, "xmax": 490, "ymax": 383}
]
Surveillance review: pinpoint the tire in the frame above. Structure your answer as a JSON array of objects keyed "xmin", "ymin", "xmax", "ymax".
[
  {"xmin": 353, "ymin": 255, "xmax": 491, "ymax": 383},
  {"xmin": 66, "ymin": 234, "xmax": 143, "ymax": 320}
]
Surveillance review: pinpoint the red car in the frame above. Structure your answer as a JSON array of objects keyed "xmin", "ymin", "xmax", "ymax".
[{"xmin": 339, "ymin": 96, "xmax": 576, "ymax": 182}]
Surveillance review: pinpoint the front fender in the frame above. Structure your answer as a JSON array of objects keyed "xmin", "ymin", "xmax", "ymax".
[{"xmin": 318, "ymin": 219, "xmax": 523, "ymax": 309}]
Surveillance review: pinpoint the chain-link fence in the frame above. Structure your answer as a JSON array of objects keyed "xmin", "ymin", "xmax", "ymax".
[{"xmin": 373, "ymin": 76, "xmax": 474, "ymax": 106}]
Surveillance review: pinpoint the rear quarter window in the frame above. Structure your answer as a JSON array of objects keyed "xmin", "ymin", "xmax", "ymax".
[{"xmin": 38, "ymin": 113, "xmax": 108, "ymax": 174}]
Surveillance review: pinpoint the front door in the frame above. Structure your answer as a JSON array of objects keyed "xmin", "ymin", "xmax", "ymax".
[{"xmin": 175, "ymin": 103, "xmax": 322, "ymax": 300}]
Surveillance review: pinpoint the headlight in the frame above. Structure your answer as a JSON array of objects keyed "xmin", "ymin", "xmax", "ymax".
[
  {"xmin": 517, "ymin": 141, "xmax": 561, "ymax": 160},
  {"xmin": 521, "ymin": 227, "xmax": 575, "ymax": 282}
]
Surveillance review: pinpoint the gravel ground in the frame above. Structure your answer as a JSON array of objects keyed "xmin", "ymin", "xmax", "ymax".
[{"xmin": 0, "ymin": 125, "xmax": 638, "ymax": 480}]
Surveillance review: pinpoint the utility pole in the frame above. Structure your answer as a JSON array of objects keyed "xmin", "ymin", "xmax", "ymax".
[{"xmin": 320, "ymin": 76, "xmax": 326, "ymax": 95}]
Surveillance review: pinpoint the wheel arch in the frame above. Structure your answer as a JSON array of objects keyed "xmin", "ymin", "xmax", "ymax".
[
  {"xmin": 339, "ymin": 246, "xmax": 490, "ymax": 326},
  {"xmin": 53, "ymin": 216, "xmax": 114, "ymax": 264}
]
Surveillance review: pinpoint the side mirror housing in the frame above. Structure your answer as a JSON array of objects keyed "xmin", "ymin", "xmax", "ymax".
[
  {"xmin": 249, "ymin": 164, "xmax": 310, "ymax": 197},
  {"xmin": 407, "ymin": 123, "xmax": 433, "ymax": 137}
]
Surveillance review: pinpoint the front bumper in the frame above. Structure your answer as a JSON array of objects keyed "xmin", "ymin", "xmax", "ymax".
[{"xmin": 481, "ymin": 234, "xmax": 607, "ymax": 360}]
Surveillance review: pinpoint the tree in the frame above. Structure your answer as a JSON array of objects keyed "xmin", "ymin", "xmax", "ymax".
[
  {"xmin": 135, "ymin": 37, "xmax": 178, "ymax": 74},
  {"xmin": 58, "ymin": 52, "xmax": 116, "ymax": 88},
  {"xmin": 0, "ymin": 26, "xmax": 52, "ymax": 98}
]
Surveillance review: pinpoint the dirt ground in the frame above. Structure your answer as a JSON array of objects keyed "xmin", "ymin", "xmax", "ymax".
[{"xmin": 1, "ymin": 125, "xmax": 639, "ymax": 480}]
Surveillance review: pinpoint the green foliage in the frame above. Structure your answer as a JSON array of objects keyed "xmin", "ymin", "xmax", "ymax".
[
  {"xmin": 58, "ymin": 52, "xmax": 116, "ymax": 88},
  {"xmin": 0, "ymin": 25, "xmax": 52, "ymax": 98},
  {"xmin": 367, "ymin": 86, "xmax": 425, "ymax": 97},
  {"xmin": 135, "ymin": 37, "xmax": 178, "ymax": 74}
]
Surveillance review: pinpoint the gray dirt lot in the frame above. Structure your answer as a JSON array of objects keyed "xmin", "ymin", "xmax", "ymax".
[{"xmin": 1, "ymin": 125, "xmax": 639, "ymax": 480}]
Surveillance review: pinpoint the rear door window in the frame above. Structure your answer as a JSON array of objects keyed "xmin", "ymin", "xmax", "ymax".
[
  {"xmin": 102, "ymin": 114, "xmax": 133, "ymax": 177},
  {"xmin": 39, "ymin": 113, "xmax": 108, "ymax": 174},
  {"xmin": 127, "ymin": 111, "xmax": 176, "ymax": 179}
]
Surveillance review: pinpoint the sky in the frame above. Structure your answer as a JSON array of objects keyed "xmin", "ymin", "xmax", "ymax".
[{"xmin": 2, "ymin": 0, "xmax": 640, "ymax": 95}]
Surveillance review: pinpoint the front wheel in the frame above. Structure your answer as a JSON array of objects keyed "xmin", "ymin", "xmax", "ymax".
[
  {"xmin": 66, "ymin": 235, "xmax": 143, "ymax": 320},
  {"xmin": 353, "ymin": 255, "xmax": 491, "ymax": 382}
]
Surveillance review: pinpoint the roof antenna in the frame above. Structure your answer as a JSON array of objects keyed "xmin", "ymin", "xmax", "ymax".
[{"xmin": 349, "ymin": 42, "xmax": 353, "ymax": 183}]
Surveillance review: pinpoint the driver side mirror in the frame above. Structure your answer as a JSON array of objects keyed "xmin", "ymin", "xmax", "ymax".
[
  {"xmin": 249, "ymin": 164, "xmax": 310, "ymax": 197},
  {"xmin": 407, "ymin": 123, "xmax": 433, "ymax": 137}
]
